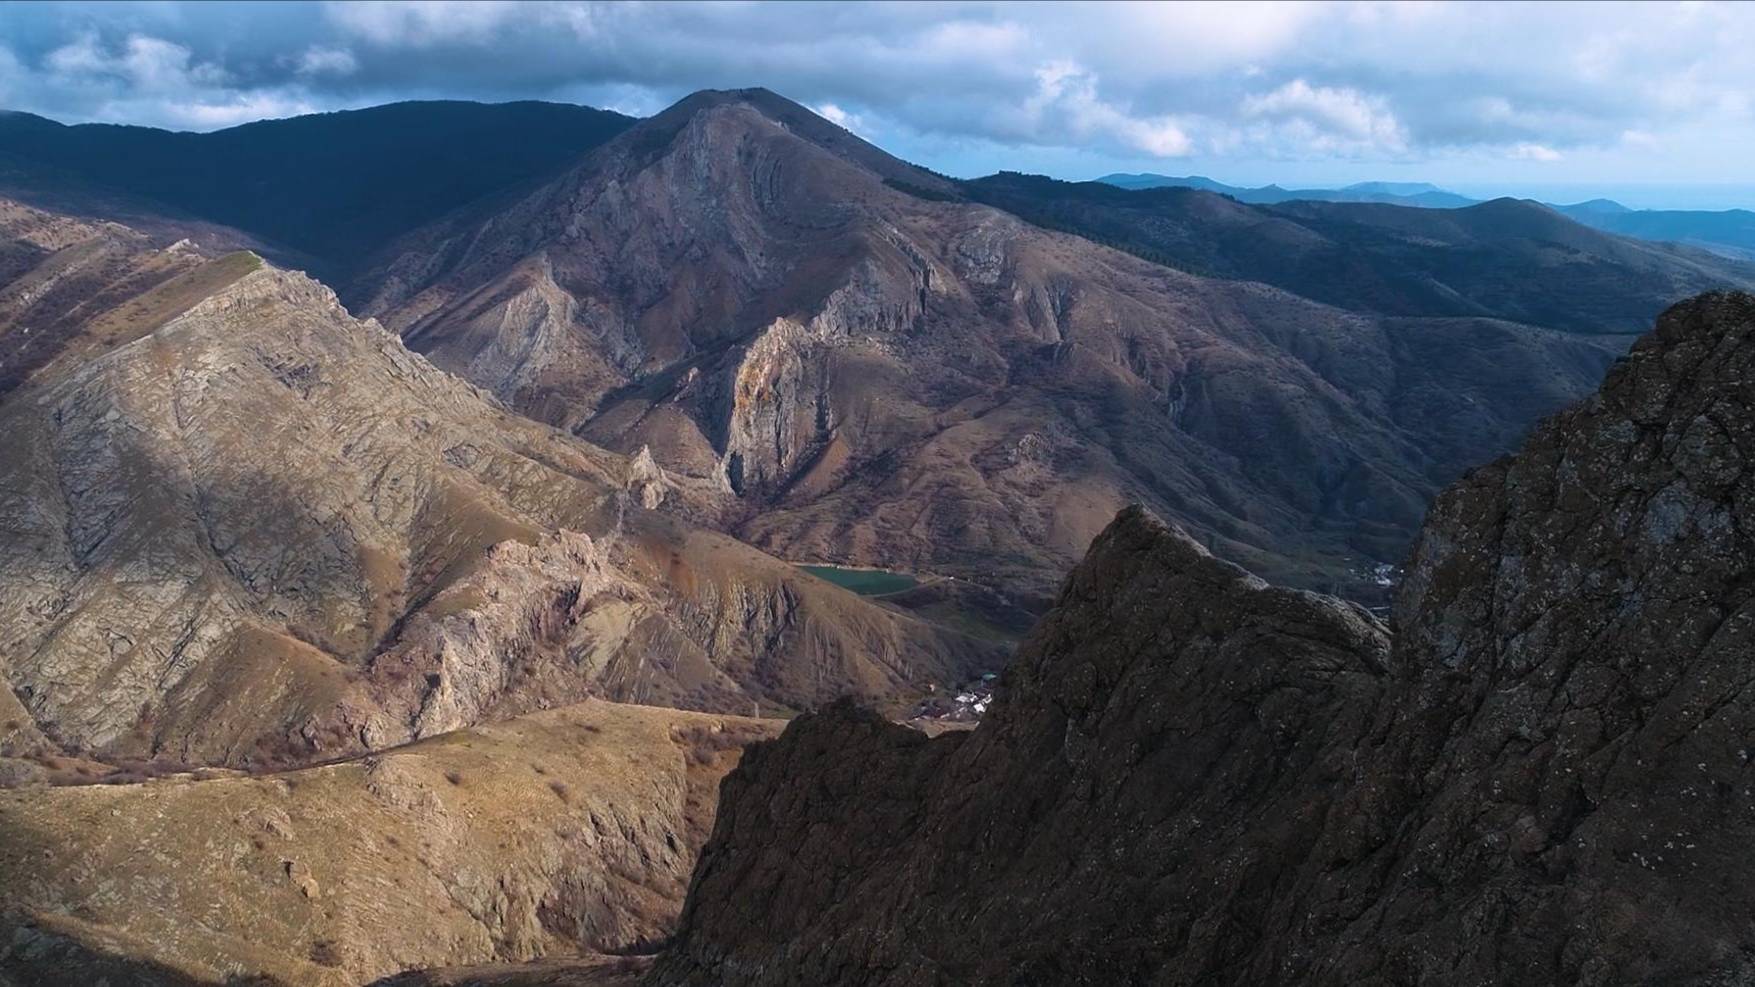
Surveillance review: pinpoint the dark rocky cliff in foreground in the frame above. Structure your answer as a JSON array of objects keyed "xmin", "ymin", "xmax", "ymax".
[{"xmin": 647, "ymin": 291, "xmax": 1755, "ymax": 986}]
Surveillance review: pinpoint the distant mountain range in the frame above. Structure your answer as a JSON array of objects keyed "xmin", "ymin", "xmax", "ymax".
[
  {"xmin": 1100, "ymin": 173, "xmax": 1478, "ymax": 208},
  {"xmin": 1099, "ymin": 172, "xmax": 1755, "ymax": 261},
  {"xmin": 967, "ymin": 172, "xmax": 1752, "ymax": 334},
  {"xmin": 0, "ymin": 101, "xmax": 636, "ymax": 278},
  {"xmin": 1557, "ymin": 202, "xmax": 1755, "ymax": 262}
]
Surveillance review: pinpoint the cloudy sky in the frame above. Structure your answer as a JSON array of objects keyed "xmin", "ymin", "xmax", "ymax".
[{"xmin": 3, "ymin": 1, "xmax": 1754, "ymax": 207}]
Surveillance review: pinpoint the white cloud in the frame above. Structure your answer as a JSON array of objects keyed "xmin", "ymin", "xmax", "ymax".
[
  {"xmin": 1509, "ymin": 142, "xmax": 1563, "ymax": 162},
  {"xmin": 294, "ymin": 46, "xmax": 357, "ymax": 77},
  {"xmin": 1021, "ymin": 61, "xmax": 1192, "ymax": 157},
  {"xmin": 1242, "ymin": 79, "xmax": 1407, "ymax": 153},
  {"xmin": 1058, "ymin": 2, "xmax": 1323, "ymax": 77},
  {"xmin": 43, "ymin": 35, "xmax": 107, "ymax": 76},
  {"xmin": 916, "ymin": 21, "xmax": 1029, "ymax": 61},
  {"xmin": 47, "ymin": 34, "xmax": 228, "ymax": 92},
  {"xmin": 815, "ymin": 102, "xmax": 868, "ymax": 136},
  {"xmin": 0, "ymin": 45, "xmax": 24, "ymax": 103},
  {"xmin": 35, "ymin": 32, "xmax": 317, "ymax": 130},
  {"xmin": 8, "ymin": 0, "xmax": 1755, "ymax": 180},
  {"xmin": 324, "ymin": 1, "xmax": 541, "ymax": 47},
  {"xmin": 163, "ymin": 94, "xmax": 317, "ymax": 129}
]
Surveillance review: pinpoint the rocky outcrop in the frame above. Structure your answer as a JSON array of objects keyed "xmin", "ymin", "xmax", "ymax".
[
  {"xmin": 0, "ymin": 248, "xmax": 998, "ymax": 770},
  {"xmin": 647, "ymin": 293, "xmax": 1755, "ymax": 986},
  {"xmin": 648, "ymin": 509, "xmax": 1393, "ymax": 986},
  {"xmin": 716, "ymin": 318, "xmax": 834, "ymax": 497},
  {"xmin": 1361, "ymin": 290, "xmax": 1755, "ymax": 984}
]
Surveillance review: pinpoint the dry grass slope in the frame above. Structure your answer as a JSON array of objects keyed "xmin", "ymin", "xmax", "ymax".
[{"xmin": 0, "ymin": 699, "xmax": 776, "ymax": 986}]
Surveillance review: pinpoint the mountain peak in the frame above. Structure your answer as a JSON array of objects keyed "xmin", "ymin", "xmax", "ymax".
[
  {"xmin": 1342, "ymin": 180, "xmax": 1445, "ymax": 195},
  {"xmin": 1564, "ymin": 196, "xmax": 1633, "ymax": 214},
  {"xmin": 612, "ymin": 86, "xmax": 954, "ymax": 196},
  {"xmin": 996, "ymin": 504, "xmax": 1386, "ymax": 721},
  {"xmin": 652, "ymin": 86, "xmax": 792, "ymax": 121}
]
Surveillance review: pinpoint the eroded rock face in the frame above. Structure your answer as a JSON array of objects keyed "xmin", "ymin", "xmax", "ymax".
[
  {"xmin": 1364, "ymin": 290, "xmax": 1755, "ymax": 984},
  {"xmin": 0, "ymin": 252, "xmax": 997, "ymax": 770},
  {"xmin": 648, "ymin": 293, "xmax": 1755, "ymax": 986},
  {"xmin": 0, "ymin": 196, "xmax": 256, "ymax": 398}
]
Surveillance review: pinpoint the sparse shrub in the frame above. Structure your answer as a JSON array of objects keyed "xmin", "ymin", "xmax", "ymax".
[
  {"xmin": 309, "ymin": 940, "xmax": 343, "ymax": 967},
  {"xmin": 549, "ymin": 780, "xmax": 571, "ymax": 803},
  {"xmin": 105, "ymin": 758, "xmax": 193, "ymax": 783},
  {"xmin": 673, "ymin": 721, "xmax": 770, "ymax": 768},
  {"xmin": 443, "ymin": 769, "xmax": 463, "ymax": 786}
]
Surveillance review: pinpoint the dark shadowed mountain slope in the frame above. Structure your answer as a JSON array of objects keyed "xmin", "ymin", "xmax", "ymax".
[
  {"xmin": 647, "ymin": 291, "xmax": 1755, "ymax": 987},
  {"xmin": 0, "ymin": 101, "xmax": 634, "ymax": 275},
  {"xmin": 1559, "ymin": 201, "xmax": 1755, "ymax": 262},
  {"xmin": 1100, "ymin": 173, "xmax": 1755, "ymax": 264},
  {"xmin": 965, "ymin": 171, "xmax": 1755, "ymax": 333},
  {"xmin": 356, "ymin": 88, "xmax": 1622, "ymax": 602}
]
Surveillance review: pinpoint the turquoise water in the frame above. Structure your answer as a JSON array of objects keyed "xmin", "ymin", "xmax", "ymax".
[{"xmin": 797, "ymin": 565, "xmax": 919, "ymax": 596}]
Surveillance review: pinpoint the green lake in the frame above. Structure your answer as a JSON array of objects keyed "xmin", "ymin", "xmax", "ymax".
[{"xmin": 797, "ymin": 565, "xmax": 920, "ymax": 596}]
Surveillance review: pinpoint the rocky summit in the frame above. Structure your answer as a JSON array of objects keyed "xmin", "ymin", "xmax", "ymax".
[{"xmin": 647, "ymin": 292, "xmax": 1755, "ymax": 986}]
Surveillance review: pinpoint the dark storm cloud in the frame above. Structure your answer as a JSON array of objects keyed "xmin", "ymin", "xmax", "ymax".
[{"xmin": 1, "ymin": 1, "xmax": 1751, "ymax": 182}]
